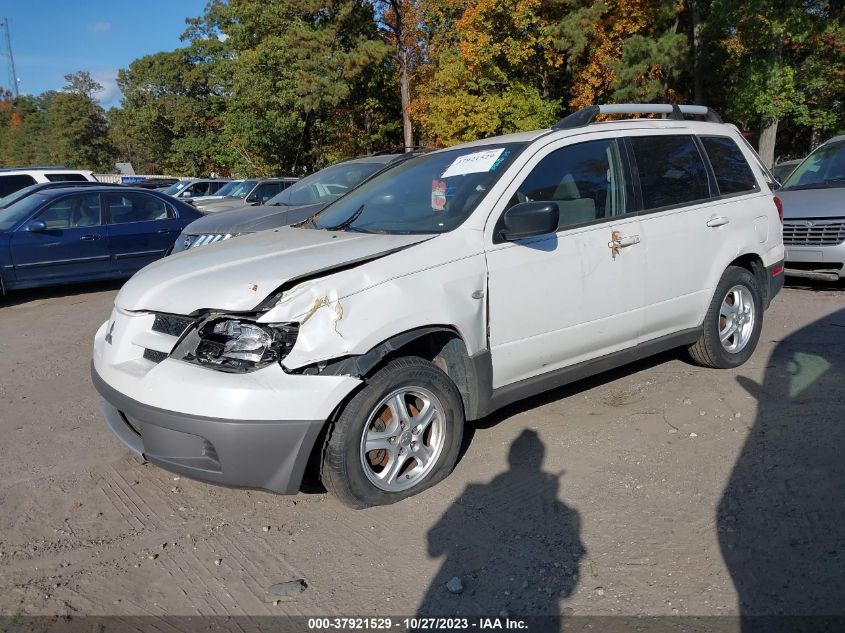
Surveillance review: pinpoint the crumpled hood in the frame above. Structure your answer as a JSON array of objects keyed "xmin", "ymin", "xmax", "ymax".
[
  {"xmin": 183, "ymin": 202, "xmax": 325, "ymax": 235},
  {"xmin": 779, "ymin": 187, "xmax": 845, "ymax": 219},
  {"xmin": 115, "ymin": 226, "xmax": 430, "ymax": 315}
]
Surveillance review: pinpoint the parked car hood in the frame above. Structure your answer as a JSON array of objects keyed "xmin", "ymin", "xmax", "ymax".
[
  {"xmin": 195, "ymin": 197, "xmax": 246, "ymax": 212},
  {"xmin": 779, "ymin": 187, "xmax": 845, "ymax": 219},
  {"xmin": 184, "ymin": 202, "xmax": 324, "ymax": 235},
  {"xmin": 115, "ymin": 226, "xmax": 430, "ymax": 314}
]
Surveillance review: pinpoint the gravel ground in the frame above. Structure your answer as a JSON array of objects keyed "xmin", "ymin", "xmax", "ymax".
[{"xmin": 0, "ymin": 279, "xmax": 843, "ymax": 622}]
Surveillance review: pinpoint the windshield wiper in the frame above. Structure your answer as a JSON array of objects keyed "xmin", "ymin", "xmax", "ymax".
[{"xmin": 323, "ymin": 204, "xmax": 365, "ymax": 231}]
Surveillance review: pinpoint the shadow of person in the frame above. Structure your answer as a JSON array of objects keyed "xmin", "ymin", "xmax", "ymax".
[
  {"xmin": 417, "ymin": 430, "xmax": 584, "ymax": 627},
  {"xmin": 718, "ymin": 308, "xmax": 845, "ymax": 630}
]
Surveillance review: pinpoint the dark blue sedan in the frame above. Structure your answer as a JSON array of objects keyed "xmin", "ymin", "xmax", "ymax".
[{"xmin": 0, "ymin": 186, "xmax": 202, "ymax": 293}]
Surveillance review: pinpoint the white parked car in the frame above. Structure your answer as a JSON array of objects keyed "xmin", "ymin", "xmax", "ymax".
[
  {"xmin": 92, "ymin": 104, "xmax": 785, "ymax": 508},
  {"xmin": 0, "ymin": 166, "xmax": 96, "ymax": 197}
]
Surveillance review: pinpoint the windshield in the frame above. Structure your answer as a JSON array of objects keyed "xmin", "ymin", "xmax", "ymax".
[
  {"xmin": 0, "ymin": 193, "xmax": 50, "ymax": 231},
  {"xmin": 782, "ymin": 140, "xmax": 845, "ymax": 190},
  {"xmin": 161, "ymin": 180, "xmax": 193, "ymax": 195},
  {"xmin": 311, "ymin": 145, "xmax": 523, "ymax": 234},
  {"xmin": 225, "ymin": 179, "xmax": 259, "ymax": 198},
  {"xmin": 0, "ymin": 183, "xmax": 44, "ymax": 209},
  {"xmin": 267, "ymin": 162, "xmax": 384, "ymax": 207}
]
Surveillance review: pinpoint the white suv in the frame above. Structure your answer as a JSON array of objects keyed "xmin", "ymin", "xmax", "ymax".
[
  {"xmin": 92, "ymin": 104, "xmax": 785, "ymax": 508},
  {"xmin": 0, "ymin": 166, "xmax": 96, "ymax": 197}
]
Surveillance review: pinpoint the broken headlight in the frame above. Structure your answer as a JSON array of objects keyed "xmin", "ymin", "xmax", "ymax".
[{"xmin": 172, "ymin": 317, "xmax": 298, "ymax": 372}]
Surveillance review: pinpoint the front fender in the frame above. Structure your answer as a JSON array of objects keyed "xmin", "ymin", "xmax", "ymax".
[{"xmin": 263, "ymin": 253, "xmax": 489, "ymax": 371}]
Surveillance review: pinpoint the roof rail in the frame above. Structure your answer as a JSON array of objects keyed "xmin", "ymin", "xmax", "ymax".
[
  {"xmin": 0, "ymin": 165, "xmax": 71, "ymax": 173},
  {"xmin": 552, "ymin": 104, "xmax": 723, "ymax": 130}
]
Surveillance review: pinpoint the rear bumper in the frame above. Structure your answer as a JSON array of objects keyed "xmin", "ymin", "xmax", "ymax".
[
  {"xmin": 766, "ymin": 259, "xmax": 785, "ymax": 308},
  {"xmin": 93, "ymin": 365, "xmax": 324, "ymax": 494}
]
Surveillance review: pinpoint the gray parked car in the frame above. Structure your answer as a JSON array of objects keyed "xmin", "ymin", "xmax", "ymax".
[
  {"xmin": 196, "ymin": 178, "xmax": 299, "ymax": 213},
  {"xmin": 172, "ymin": 152, "xmax": 422, "ymax": 253},
  {"xmin": 779, "ymin": 135, "xmax": 845, "ymax": 281},
  {"xmin": 772, "ymin": 158, "xmax": 803, "ymax": 184}
]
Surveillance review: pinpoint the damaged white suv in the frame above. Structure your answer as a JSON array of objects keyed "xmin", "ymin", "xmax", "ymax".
[{"xmin": 93, "ymin": 104, "xmax": 784, "ymax": 508}]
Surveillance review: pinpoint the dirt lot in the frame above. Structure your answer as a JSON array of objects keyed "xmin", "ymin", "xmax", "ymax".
[{"xmin": 0, "ymin": 279, "xmax": 843, "ymax": 622}]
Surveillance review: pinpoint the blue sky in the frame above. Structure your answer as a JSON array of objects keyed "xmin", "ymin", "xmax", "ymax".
[{"xmin": 0, "ymin": 0, "xmax": 208, "ymax": 108}]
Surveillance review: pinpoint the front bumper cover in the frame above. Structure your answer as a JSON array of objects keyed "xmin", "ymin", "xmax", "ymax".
[{"xmin": 92, "ymin": 364, "xmax": 324, "ymax": 495}]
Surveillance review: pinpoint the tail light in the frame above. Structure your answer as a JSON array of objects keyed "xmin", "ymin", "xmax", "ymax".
[{"xmin": 773, "ymin": 196, "xmax": 784, "ymax": 224}]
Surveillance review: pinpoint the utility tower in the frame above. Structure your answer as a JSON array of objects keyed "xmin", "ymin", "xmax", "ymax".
[{"xmin": 0, "ymin": 18, "xmax": 18, "ymax": 98}]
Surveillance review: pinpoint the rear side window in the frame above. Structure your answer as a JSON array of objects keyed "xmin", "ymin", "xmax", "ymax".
[
  {"xmin": 700, "ymin": 136, "xmax": 758, "ymax": 195},
  {"xmin": 0, "ymin": 174, "xmax": 36, "ymax": 197},
  {"xmin": 630, "ymin": 135, "xmax": 710, "ymax": 210},
  {"xmin": 45, "ymin": 173, "xmax": 88, "ymax": 182},
  {"xmin": 106, "ymin": 193, "xmax": 173, "ymax": 223}
]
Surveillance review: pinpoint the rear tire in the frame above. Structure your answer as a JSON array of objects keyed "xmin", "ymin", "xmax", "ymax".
[
  {"xmin": 689, "ymin": 266, "xmax": 763, "ymax": 369},
  {"xmin": 320, "ymin": 356, "xmax": 465, "ymax": 509}
]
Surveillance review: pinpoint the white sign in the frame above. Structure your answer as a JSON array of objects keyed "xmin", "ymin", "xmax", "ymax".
[{"xmin": 441, "ymin": 148, "xmax": 505, "ymax": 178}]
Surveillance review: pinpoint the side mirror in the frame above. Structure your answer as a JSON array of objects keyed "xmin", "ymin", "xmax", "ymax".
[
  {"xmin": 26, "ymin": 220, "xmax": 47, "ymax": 232},
  {"xmin": 498, "ymin": 202, "xmax": 559, "ymax": 242},
  {"xmin": 246, "ymin": 194, "xmax": 258, "ymax": 203}
]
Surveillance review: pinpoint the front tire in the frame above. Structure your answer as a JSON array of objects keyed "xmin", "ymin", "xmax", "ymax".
[
  {"xmin": 689, "ymin": 266, "xmax": 763, "ymax": 369},
  {"xmin": 321, "ymin": 356, "xmax": 465, "ymax": 508}
]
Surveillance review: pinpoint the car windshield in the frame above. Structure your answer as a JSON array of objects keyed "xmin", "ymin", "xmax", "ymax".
[
  {"xmin": 311, "ymin": 144, "xmax": 523, "ymax": 234},
  {"xmin": 161, "ymin": 180, "xmax": 193, "ymax": 195},
  {"xmin": 0, "ymin": 193, "xmax": 50, "ymax": 231},
  {"xmin": 782, "ymin": 140, "xmax": 845, "ymax": 190},
  {"xmin": 225, "ymin": 179, "xmax": 259, "ymax": 198},
  {"xmin": 267, "ymin": 163, "xmax": 385, "ymax": 207},
  {"xmin": 0, "ymin": 183, "xmax": 44, "ymax": 209}
]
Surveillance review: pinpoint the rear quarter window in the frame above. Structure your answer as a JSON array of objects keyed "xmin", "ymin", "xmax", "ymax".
[
  {"xmin": 45, "ymin": 173, "xmax": 89, "ymax": 182},
  {"xmin": 629, "ymin": 135, "xmax": 711, "ymax": 210},
  {"xmin": 700, "ymin": 136, "xmax": 758, "ymax": 195},
  {"xmin": 0, "ymin": 174, "xmax": 36, "ymax": 197}
]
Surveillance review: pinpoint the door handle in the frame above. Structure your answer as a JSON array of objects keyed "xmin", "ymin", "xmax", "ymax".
[
  {"xmin": 608, "ymin": 231, "xmax": 640, "ymax": 259},
  {"xmin": 706, "ymin": 216, "xmax": 730, "ymax": 227},
  {"xmin": 80, "ymin": 234, "xmax": 101, "ymax": 241}
]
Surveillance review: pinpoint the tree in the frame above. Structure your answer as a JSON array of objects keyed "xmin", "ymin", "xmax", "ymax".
[
  {"xmin": 413, "ymin": 0, "xmax": 568, "ymax": 145},
  {"xmin": 610, "ymin": 1, "xmax": 689, "ymax": 103},
  {"xmin": 706, "ymin": 0, "xmax": 841, "ymax": 165},
  {"xmin": 372, "ymin": 0, "xmax": 424, "ymax": 148},
  {"xmin": 184, "ymin": 0, "xmax": 391, "ymax": 174}
]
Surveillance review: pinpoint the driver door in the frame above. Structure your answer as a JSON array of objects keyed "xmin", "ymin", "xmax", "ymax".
[
  {"xmin": 9, "ymin": 192, "xmax": 109, "ymax": 284},
  {"xmin": 485, "ymin": 135, "xmax": 646, "ymax": 389}
]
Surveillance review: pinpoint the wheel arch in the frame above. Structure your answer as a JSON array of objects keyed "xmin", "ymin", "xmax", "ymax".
[
  {"xmin": 317, "ymin": 325, "xmax": 489, "ymax": 421},
  {"xmin": 726, "ymin": 252, "xmax": 770, "ymax": 308}
]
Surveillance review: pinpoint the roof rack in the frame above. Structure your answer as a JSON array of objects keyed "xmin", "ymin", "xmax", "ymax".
[
  {"xmin": 0, "ymin": 165, "xmax": 71, "ymax": 173},
  {"xmin": 552, "ymin": 104, "xmax": 723, "ymax": 130}
]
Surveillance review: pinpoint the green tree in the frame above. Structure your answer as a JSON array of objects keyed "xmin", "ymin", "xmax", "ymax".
[
  {"xmin": 185, "ymin": 0, "xmax": 391, "ymax": 174},
  {"xmin": 45, "ymin": 72, "xmax": 116, "ymax": 171},
  {"xmin": 705, "ymin": 0, "xmax": 842, "ymax": 165}
]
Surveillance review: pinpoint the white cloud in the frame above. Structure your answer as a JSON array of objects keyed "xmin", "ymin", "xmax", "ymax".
[
  {"xmin": 89, "ymin": 21, "xmax": 111, "ymax": 34},
  {"xmin": 91, "ymin": 70, "xmax": 121, "ymax": 107}
]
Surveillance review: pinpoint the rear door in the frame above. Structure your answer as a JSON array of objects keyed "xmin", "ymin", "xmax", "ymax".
[
  {"xmin": 626, "ymin": 133, "xmax": 719, "ymax": 340},
  {"xmin": 8, "ymin": 192, "xmax": 109, "ymax": 284},
  {"xmin": 104, "ymin": 191, "xmax": 182, "ymax": 274}
]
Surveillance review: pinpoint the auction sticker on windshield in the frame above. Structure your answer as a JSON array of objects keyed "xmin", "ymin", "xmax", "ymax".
[{"xmin": 441, "ymin": 148, "xmax": 505, "ymax": 178}]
